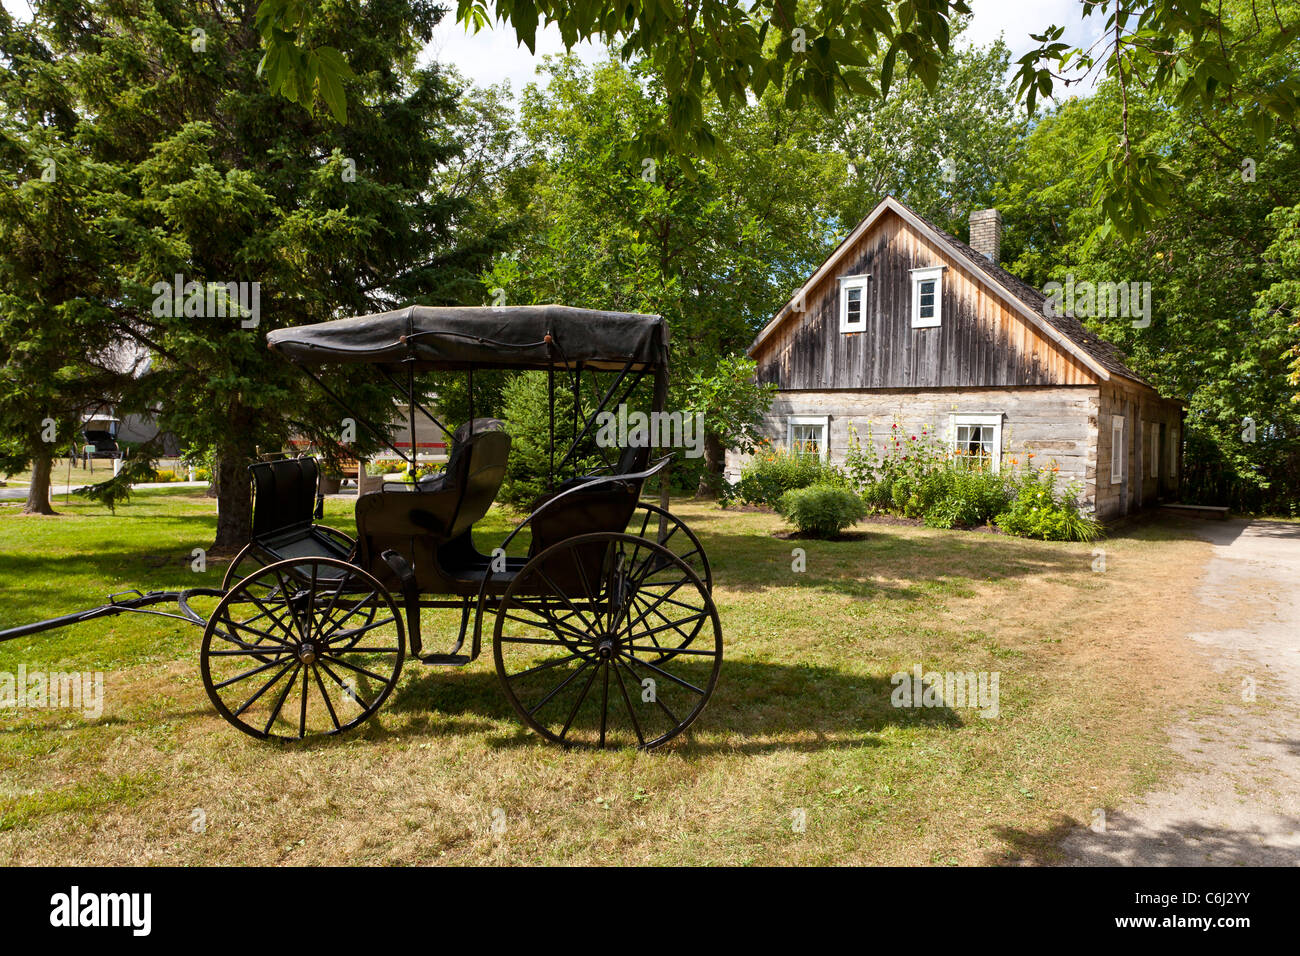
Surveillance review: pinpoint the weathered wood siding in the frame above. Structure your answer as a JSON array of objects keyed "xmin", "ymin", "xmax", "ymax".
[
  {"xmin": 1094, "ymin": 380, "xmax": 1184, "ymax": 520},
  {"xmin": 754, "ymin": 210, "xmax": 1097, "ymax": 390},
  {"xmin": 726, "ymin": 386, "xmax": 1100, "ymax": 508}
]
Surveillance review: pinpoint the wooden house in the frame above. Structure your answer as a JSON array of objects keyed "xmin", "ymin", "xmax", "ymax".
[{"xmin": 729, "ymin": 196, "xmax": 1184, "ymax": 519}]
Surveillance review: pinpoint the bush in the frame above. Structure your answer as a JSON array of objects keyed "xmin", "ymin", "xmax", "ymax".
[
  {"xmin": 844, "ymin": 419, "xmax": 1101, "ymax": 540},
  {"xmin": 732, "ymin": 447, "xmax": 848, "ymax": 507},
  {"xmin": 994, "ymin": 471, "xmax": 1102, "ymax": 542},
  {"xmin": 152, "ymin": 468, "xmax": 177, "ymax": 483},
  {"xmin": 776, "ymin": 483, "xmax": 868, "ymax": 537},
  {"xmin": 923, "ymin": 468, "xmax": 1013, "ymax": 529}
]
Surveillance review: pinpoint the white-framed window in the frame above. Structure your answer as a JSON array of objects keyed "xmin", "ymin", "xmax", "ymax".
[
  {"xmin": 1149, "ymin": 424, "xmax": 1159, "ymax": 478},
  {"xmin": 787, "ymin": 415, "xmax": 829, "ymax": 460},
  {"xmin": 839, "ymin": 274, "xmax": 870, "ymax": 333},
  {"xmin": 910, "ymin": 265, "xmax": 944, "ymax": 328},
  {"xmin": 1111, "ymin": 415, "xmax": 1125, "ymax": 485},
  {"xmin": 951, "ymin": 413, "xmax": 1002, "ymax": 472}
]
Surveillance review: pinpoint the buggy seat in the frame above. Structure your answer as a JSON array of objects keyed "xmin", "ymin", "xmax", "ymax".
[
  {"xmin": 355, "ymin": 419, "xmax": 511, "ymax": 595},
  {"xmin": 248, "ymin": 457, "xmax": 352, "ymax": 562}
]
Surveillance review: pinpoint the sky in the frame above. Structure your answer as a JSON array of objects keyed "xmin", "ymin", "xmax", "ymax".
[
  {"xmin": 424, "ymin": 0, "xmax": 1107, "ymax": 94},
  {"xmin": 3, "ymin": 0, "xmax": 1107, "ymax": 95}
]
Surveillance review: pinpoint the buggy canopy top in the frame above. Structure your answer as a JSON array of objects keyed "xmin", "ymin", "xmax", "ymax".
[{"xmin": 266, "ymin": 304, "xmax": 669, "ymax": 373}]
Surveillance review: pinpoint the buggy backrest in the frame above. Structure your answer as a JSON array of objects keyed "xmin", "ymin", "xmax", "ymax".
[
  {"xmin": 446, "ymin": 420, "xmax": 511, "ymax": 539},
  {"xmin": 528, "ymin": 474, "xmax": 642, "ymax": 558},
  {"xmin": 354, "ymin": 421, "xmax": 510, "ymax": 589},
  {"xmin": 250, "ymin": 457, "xmax": 319, "ymax": 541},
  {"xmin": 614, "ymin": 443, "xmax": 650, "ymax": 476}
]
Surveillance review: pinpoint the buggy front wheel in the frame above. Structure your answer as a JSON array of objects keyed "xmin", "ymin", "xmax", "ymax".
[
  {"xmin": 493, "ymin": 532, "xmax": 722, "ymax": 750},
  {"xmin": 201, "ymin": 556, "xmax": 404, "ymax": 741}
]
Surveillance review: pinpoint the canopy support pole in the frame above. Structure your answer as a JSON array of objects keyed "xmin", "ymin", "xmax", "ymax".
[
  {"xmin": 653, "ymin": 364, "xmax": 670, "ymax": 542},
  {"xmin": 379, "ymin": 366, "xmax": 452, "ymax": 443},
  {"xmin": 554, "ymin": 359, "xmax": 638, "ymax": 476},
  {"xmin": 406, "ymin": 359, "xmax": 417, "ymax": 470},
  {"xmin": 295, "ymin": 364, "xmax": 411, "ymax": 465},
  {"xmin": 547, "ymin": 365, "xmax": 555, "ymax": 490}
]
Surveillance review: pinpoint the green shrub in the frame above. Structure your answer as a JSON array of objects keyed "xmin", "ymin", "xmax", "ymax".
[
  {"xmin": 923, "ymin": 468, "xmax": 1013, "ymax": 529},
  {"xmin": 994, "ymin": 471, "xmax": 1102, "ymax": 542},
  {"xmin": 733, "ymin": 447, "xmax": 848, "ymax": 507},
  {"xmin": 776, "ymin": 483, "xmax": 868, "ymax": 537},
  {"xmin": 152, "ymin": 468, "xmax": 177, "ymax": 483}
]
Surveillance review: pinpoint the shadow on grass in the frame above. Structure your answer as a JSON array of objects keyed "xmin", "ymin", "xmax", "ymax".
[{"xmin": 377, "ymin": 658, "xmax": 962, "ymax": 754}]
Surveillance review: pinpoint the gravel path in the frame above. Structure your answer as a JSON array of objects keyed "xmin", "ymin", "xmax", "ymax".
[{"xmin": 1062, "ymin": 519, "xmax": 1300, "ymax": 866}]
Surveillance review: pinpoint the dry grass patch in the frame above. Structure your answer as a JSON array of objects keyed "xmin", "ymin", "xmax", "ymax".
[{"xmin": 0, "ymin": 493, "xmax": 1239, "ymax": 864}]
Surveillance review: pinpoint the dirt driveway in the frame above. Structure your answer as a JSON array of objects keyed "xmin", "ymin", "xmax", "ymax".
[{"xmin": 1062, "ymin": 519, "xmax": 1300, "ymax": 865}]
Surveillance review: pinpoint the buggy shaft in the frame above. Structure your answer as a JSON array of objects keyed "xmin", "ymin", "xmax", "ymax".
[{"xmin": 0, "ymin": 589, "xmax": 215, "ymax": 642}]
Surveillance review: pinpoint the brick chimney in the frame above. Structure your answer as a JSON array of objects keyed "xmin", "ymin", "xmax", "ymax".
[{"xmin": 969, "ymin": 208, "xmax": 1002, "ymax": 264}]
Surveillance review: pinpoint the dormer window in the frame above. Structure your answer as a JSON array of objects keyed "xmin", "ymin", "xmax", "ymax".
[
  {"xmin": 839, "ymin": 274, "xmax": 870, "ymax": 333},
  {"xmin": 910, "ymin": 266, "xmax": 943, "ymax": 329}
]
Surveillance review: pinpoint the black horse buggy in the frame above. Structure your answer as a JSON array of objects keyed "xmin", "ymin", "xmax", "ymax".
[{"xmin": 0, "ymin": 306, "xmax": 721, "ymax": 749}]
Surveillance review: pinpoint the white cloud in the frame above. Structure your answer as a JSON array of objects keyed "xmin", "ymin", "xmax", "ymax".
[
  {"xmin": 962, "ymin": 0, "xmax": 1107, "ymax": 92},
  {"xmin": 422, "ymin": 13, "xmax": 606, "ymax": 91}
]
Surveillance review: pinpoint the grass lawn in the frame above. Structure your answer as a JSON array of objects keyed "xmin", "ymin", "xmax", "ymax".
[{"xmin": 0, "ymin": 488, "xmax": 1238, "ymax": 864}]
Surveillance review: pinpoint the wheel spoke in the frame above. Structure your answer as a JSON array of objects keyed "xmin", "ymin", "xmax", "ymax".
[
  {"xmin": 224, "ymin": 603, "xmax": 298, "ymax": 647},
  {"xmin": 271, "ymin": 567, "xmax": 306, "ymax": 641},
  {"xmin": 498, "ymin": 633, "xmax": 591, "ymax": 649},
  {"xmin": 534, "ymin": 565, "xmax": 601, "ymax": 636},
  {"xmin": 213, "ymin": 654, "xmax": 293, "ymax": 690},
  {"xmin": 319, "ymin": 615, "xmax": 397, "ymax": 644},
  {"xmin": 241, "ymin": 586, "xmax": 301, "ymax": 646},
  {"xmin": 232, "ymin": 659, "xmax": 296, "ymax": 717},
  {"xmin": 298, "ymin": 665, "xmax": 309, "ymax": 739},
  {"xmin": 311, "ymin": 662, "xmax": 342, "ymax": 732},
  {"xmin": 617, "ymin": 655, "xmax": 680, "ymax": 725},
  {"xmin": 619, "ymin": 650, "xmax": 705, "ymax": 696},
  {"xmin": 611, "ymin": 657, "xmax": 645, "ymax": 747},
  {"xmin": 598, "ymin": 661, "xmax": 610, "ymax": 747},
  {"xmin": 261, "ymin": 663, "xmax": 302, "ymax": 733},
  {"xmin": 626, "ymin": 611, "xmax": 709, "ymax": 645},
  {"xmin": 501, "ymin": 609, "xmax": 592, "ymax": 644},
  {"xmin": 526, "ymin": 659, "xmax": 593, "ymax": 717},
  {"xmin": 206, "ymin": 646, "xmax": 296, "ymax": 657},
  {"xmin": 559, "ymin": 661, "xmax": 602, "ymax": 741},
  {"xmin": 620, "ymin": 577, "xmax": 691, "ymax": 638},
  {"xmin": 317, "ymin": 658, "xmax": 374, "ymax": 711},
  {"xmin": 509, "ymin": 651, "xmax": 587, "ymax": 681},
  {"xmin": 320, "ymin": 653, "xmax": 391, "ymax": 684},
  {"xmin": 221, "ymin": 614, "xmax": 296, "ymax": 650},
  {"xmin": 625, "ymin": 641, "xmax": 718, "ymax": 657}
]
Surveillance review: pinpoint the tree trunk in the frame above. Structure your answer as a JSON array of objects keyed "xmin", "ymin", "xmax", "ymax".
[
  {"xmin": 695, "ymin": 430, "xmax": 726, "ymax": 499},
  {"xmin": 212, "ymin": 449, "xmax": 252, "ymax": 556},
  {"xmin": 23, "ymin": 448, "xmax": 57, "ymax": 515}
]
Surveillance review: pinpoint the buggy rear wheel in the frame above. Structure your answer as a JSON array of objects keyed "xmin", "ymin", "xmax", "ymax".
[
  {"xmin": 625, "ymin": 502, "xmax": 711, "ymax": 661},
  {"xmin": 493, "ymin": 532, "xmax": 721, "ymax": 750},
  {"xmin": 201, "ymin": 556, "xmax": 404, "ymax": 741}
]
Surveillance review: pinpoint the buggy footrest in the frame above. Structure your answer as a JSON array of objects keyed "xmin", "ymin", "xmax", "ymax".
[{"xmin": 418, "ymin": 652, "xmax": 472, "ymax": 666}]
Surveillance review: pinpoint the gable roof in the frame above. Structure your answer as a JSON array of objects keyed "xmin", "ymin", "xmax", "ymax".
[{"xmin": 749, "ymin": 195, "xmax": 1150, "ymax": 387}]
